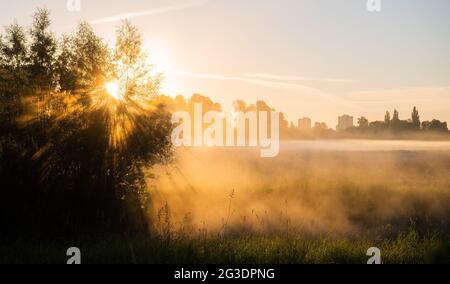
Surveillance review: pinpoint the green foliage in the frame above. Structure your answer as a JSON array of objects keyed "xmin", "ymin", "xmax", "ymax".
[
  {"xmin": 112, "ymin": 20, "xmax": 161, "ymax": 99},
  {"xmin": 0, "ymin": 22, "xmax": 29, "ymax": 123},
  {"xmin": 57, "ymin": 22, "xmax": 109, "ymax": 93},
  {"xmin": 0, "ymin": 22, "xmax": 27, "ymax": 69},
  {"xmin": 29, "ymin": 8, "xmax": 57, "ymax": 90},
  {"xmin": 0, "ymin": 9, "xmax": 173, "ymax": 237},
  {"xmin": 1, "ymin": 231, "xmax": 447, "ymax": 264}
]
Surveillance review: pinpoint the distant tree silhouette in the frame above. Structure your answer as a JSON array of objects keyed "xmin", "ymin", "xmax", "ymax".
[
  {"xmin": 411, "ymin": 106, "xmax": 421, "ymax": 130},
  {"xmin": 384, "ymin": 111, "xmax": 391, "ymax": 127},
  {"xmin": 422, "ymin": 120, "xmax": 448, "ymax": 132},
  {"xmin": 357, "ymin": 117, "xmax": 369, "ymax": 129},
  {"xmin": 390, "ymin": 109, "xmax": 402, "ymax": 131},
  {"xmin": 369, "ymin": 121, "xmax": 386, "ymax": 133},
  {"xmin": 190, "ymin": 93, "xmax": 222, "ymax": 113},
  {"xmin": 233, "ymin": 100, "xmax": 247, "ymax": 112},
  {"xmin": 314, "ymin": 122, "xmax": 328, "ymax": 130},
  {"xmin": 392, "ymin": 110, "xmax": 399, "ymax": 121}
]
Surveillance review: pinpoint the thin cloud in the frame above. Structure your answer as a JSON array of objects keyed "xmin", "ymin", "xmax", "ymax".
[
  {"xmin": 244, "ymin": 73, "xmax": 356, "ymax": 83},
  {"xmin": 170, "ymin": 70, "xmax": 360, "ymax": 108},
  {"xmin": 346, "ymin": 86, "xmax": 450, "ymax": 104},
  {"xmin": 90, "ymin": 0, "xmax": 209, "ymax": 24},
  {"xmin": 171, "ymin": 70, "xmax": 320, "ymax": 93}
]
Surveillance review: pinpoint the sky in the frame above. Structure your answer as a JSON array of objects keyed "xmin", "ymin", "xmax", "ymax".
[{"xmin": 1, "ymin": 0, "xmax": 449, "ymax": 128}]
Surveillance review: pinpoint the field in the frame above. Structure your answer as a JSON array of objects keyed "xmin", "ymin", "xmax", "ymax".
[
  {"xmin": 2, "ymin": 140, "xmax": 450, "ymax": 264},
  {"xmin": 146, "ymin": 141, "xmax": 450, "ymax": 263},
  {"xmin": 1, "ymin": 231, "xmax": 447, "ymax": 264},
  {"xmin": 151, "ymin": 142, "xmax": 450, "ymax": 236}
]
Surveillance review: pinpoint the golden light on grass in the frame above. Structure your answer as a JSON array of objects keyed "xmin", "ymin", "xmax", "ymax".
[{"xmin": 105, "ymin": 81, "xmax": 122, "ymax": 101}]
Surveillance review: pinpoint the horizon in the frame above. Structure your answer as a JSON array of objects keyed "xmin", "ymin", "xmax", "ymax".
[{"xmin": 1, "ymin": 0, "xmax": 449, "ymax": 128}]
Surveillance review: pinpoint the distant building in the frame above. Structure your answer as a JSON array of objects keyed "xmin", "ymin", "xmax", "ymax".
[
  {"xmin": 298, "ymin": 117, "xmax": 312, "ymax": 130},
  {"xmin": 337, "ymin": 115, "xmax": 354, "ymax": 131}
]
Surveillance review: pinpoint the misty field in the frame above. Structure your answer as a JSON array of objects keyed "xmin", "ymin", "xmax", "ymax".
[
  {"xmin": 2, "ymin": 141, "xmax": 450, "ymax": 264},
  {"xmin": 1, "ymin": 8, "xmax": 449, "ymax": 264},
  {"xmin": 150, "ymin": 141, "xmax": 450, "ymax": 237},
  {"xmin": 139, "ymin": 140, "xmax": 450, "ymax": 264}
]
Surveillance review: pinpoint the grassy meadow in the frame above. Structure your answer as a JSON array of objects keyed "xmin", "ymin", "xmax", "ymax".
[{"xmin": 5, "ymin": 141, "xmax": 449, "ymax": 264}]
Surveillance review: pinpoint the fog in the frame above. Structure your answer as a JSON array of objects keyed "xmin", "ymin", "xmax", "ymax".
[
  {"xmin": 282, "ymin": 140, "xmax": 450, "ymax": 151},
  {"xmin": 148, "ymin": 140, "xmax": 450, "ymax": 239}
]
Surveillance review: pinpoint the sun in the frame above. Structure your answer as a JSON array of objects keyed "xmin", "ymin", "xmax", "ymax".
[
  {"xmin": 145, "ymin": 43, "xmax": 179, "ymax": 96},
  {"xmin": 105, "ymin": 82, "xmax": 121, "ymax": 101}
]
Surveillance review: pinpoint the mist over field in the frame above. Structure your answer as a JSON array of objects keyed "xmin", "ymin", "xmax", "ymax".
[
  {"xmin": 1, "ymin": 2, "xmax": 450, "ymax": 264},
  {"xmin": 149, "ymin": 141, "xmax": 450, "ymax": 239}
]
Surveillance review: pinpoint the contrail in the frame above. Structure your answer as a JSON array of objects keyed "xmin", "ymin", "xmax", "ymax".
[
  {"xmin": 170, "ymin": 70, "xmax": 361, "ymax": 108},
  {"xmin": 243, "ymin": 73, "xmax": 356, "ymax": 83},
  {"xmin": 90, "ymin": 0, "xmax": 209, "ymax": 24}
]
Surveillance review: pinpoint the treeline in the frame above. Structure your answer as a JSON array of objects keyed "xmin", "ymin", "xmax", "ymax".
[
  {"xmin": 341, "ymin": 107, "xmax": 449, "ymax": 139},
  {"xmin": 151, "ymin": 94, "xmax": 449, "ymax": 140},
  {"xmin": 0, "ymin": 9, "xmax": 173, "ymax": 238},
  {"xmin": 353, "ymin": 107, "xmax": 448, "ymax": 132}
]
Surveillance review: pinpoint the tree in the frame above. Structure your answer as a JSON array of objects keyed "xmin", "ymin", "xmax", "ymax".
[
  {"xmin": 112, "ymin": 20, "xmax": 160, "ymax": 99},
  {"xmin": 411, "ymin": 106, "xmax": 420, "ymax": 130},
  {"xmin": 290, "ymin": 121, "xmax": 295, "ymax": 129},
  {"xmin": 0, "ymin": 21, "xmax": 33, "ymax": 238},
  {"xmin": 0, "ymin": 22, "xmax": 29, "ymax": 124},
  {"xmin": 422, "ymin": 120, "xmax": 448, "ymax": 132},
  {"xmin": 314, "ymin": 122, "xmax": 328, "ymax": 130},
  {"xmin": 56, "ymin": 22, "xmax": 109, "ymax": 94},
  {"xmin": 0, "ymin": 22, "xmax": 28, "ymax": 70},
  {"xmin": 384, "ymin": 111, "xmax": 391, "ymax": 127},
  {"xmin": 369, "ymin": 121, "xmax": 386, "ymax": 132},
  {"xmin": 55, "ymin": 35, "xmax": 77, "ymax": 91},
  {"xmin": 74, "ymin": 22, "xmax": 109, "ymax": 91},
  {"xmin": 36, "ymin": 20, "xmax": 174, "ymax": 233},
  {"xmin": 0, "ymin": 13, "xmax": 174, "ymax": 237},
  {"xmin": 28, "ymin": 8, "xmax": 57, "ymax": 90},
  {"xmin": 279, "ymin": 112, "xmax": 289, "ymax": 133},
  {"xmin": 189, "ymin": 94, "xmax": 222, "ymax": 113},
  {"xmin": 392, "ymin": 109, "xmax": 399, "ymax": 122},
  {"xmin": 0, "ymin": 22, "xmax": 28, "ymax": 91},
  {"xmin": 357, "ymin": 116, "xmax": 369, "ymax": 129},
  {"xmin": 390, "ymin": 109, "xmax": 400, "ymax": 130},
  {"xmin": 233, "ymin": 100, "xmax": 247, "ymax": 112}
]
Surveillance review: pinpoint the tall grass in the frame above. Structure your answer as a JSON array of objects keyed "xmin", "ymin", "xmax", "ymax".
[
  {"xmin": 2, "ymin": 147, "xmax": 449, "ymax": 264},
  {"xmin": 149, "ymin": 148, "xmax": 450, "ymax": 239},
  {"xmin": 1, "ymin": 229, "xmax": 447, "ymax": 264}
]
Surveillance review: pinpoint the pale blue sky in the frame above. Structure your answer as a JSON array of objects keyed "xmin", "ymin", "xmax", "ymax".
[{"xmin": 1, "ymin": 0, "xmax": 449, "ymax": 127}]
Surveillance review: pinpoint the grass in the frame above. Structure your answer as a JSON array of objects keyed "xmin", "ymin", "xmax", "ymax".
[
  {"xmin": 2, "ymin": 149, "xmax": 450, "ymax": 264},
  {"xmin": 1, "ymin": 229, "xmax": 448, "ymax": 264}
]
